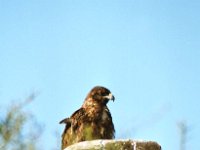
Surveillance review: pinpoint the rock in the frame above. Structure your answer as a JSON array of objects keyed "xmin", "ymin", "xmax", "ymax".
[{"xmin": 64, "ymin": 139, "xmax": 161, "ymax": 150}]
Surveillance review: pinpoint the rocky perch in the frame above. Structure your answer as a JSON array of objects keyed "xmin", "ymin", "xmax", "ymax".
[{"xmin": 64, "ymin": 139, "xmax": 161, "ymax": 150}]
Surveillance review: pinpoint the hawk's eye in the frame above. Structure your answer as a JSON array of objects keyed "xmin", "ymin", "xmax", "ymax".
[
  {"xmin": 101, "ymin": 90, "xmax": 110, "ymax": 96},
  {"xmin": 101, "ymin": 92, "xmax": 108, "ymax": 96},
  {"xmin": 95, "ymin": 88, "xmax": 110, "ymax": 97}
]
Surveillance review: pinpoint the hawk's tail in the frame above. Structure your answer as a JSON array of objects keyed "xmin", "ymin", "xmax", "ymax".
[{"xmin": 59, "ymin": 118, "xmax": 71, "ymax": 124}]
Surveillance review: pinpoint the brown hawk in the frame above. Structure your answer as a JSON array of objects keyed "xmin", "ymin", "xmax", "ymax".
[{"xmin": 59, "ymin": 86, "xmax": 115, "ymax": 150}]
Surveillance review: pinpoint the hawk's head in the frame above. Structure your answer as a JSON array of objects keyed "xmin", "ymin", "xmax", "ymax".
[{"xmin": 84, "ymin": 86, "xmax": 115, "ymax": 106}]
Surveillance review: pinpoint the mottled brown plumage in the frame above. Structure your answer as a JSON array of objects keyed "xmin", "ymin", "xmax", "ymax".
[{"xmin": 59, "ymin": 86, "xmax": 115, "ymax": 150}]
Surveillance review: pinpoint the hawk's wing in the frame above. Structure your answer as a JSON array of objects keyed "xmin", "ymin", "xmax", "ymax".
[{"xmin": 60, "ymin": 108, "xmax": 85, "ymax": 149}]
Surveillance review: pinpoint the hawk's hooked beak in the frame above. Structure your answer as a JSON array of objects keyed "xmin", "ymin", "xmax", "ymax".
[{"xmin": 105, "ymin": 93, "xmax": 115, "ymax": 101}]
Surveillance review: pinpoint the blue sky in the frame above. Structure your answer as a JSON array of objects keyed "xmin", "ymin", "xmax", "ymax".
[{"xmin": 0, "ymin": 0, "xmax": 200, "ymax": 149}]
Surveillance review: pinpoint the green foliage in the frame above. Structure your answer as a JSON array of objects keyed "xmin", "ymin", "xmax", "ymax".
[{"xmin": 0, "ymin": 94, "xmax": 43, "ymax": 150}]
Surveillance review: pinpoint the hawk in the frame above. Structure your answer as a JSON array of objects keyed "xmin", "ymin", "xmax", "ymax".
[{"xmin": 59, "ymin": 86, "xmax": 115, "ymax": 150}]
